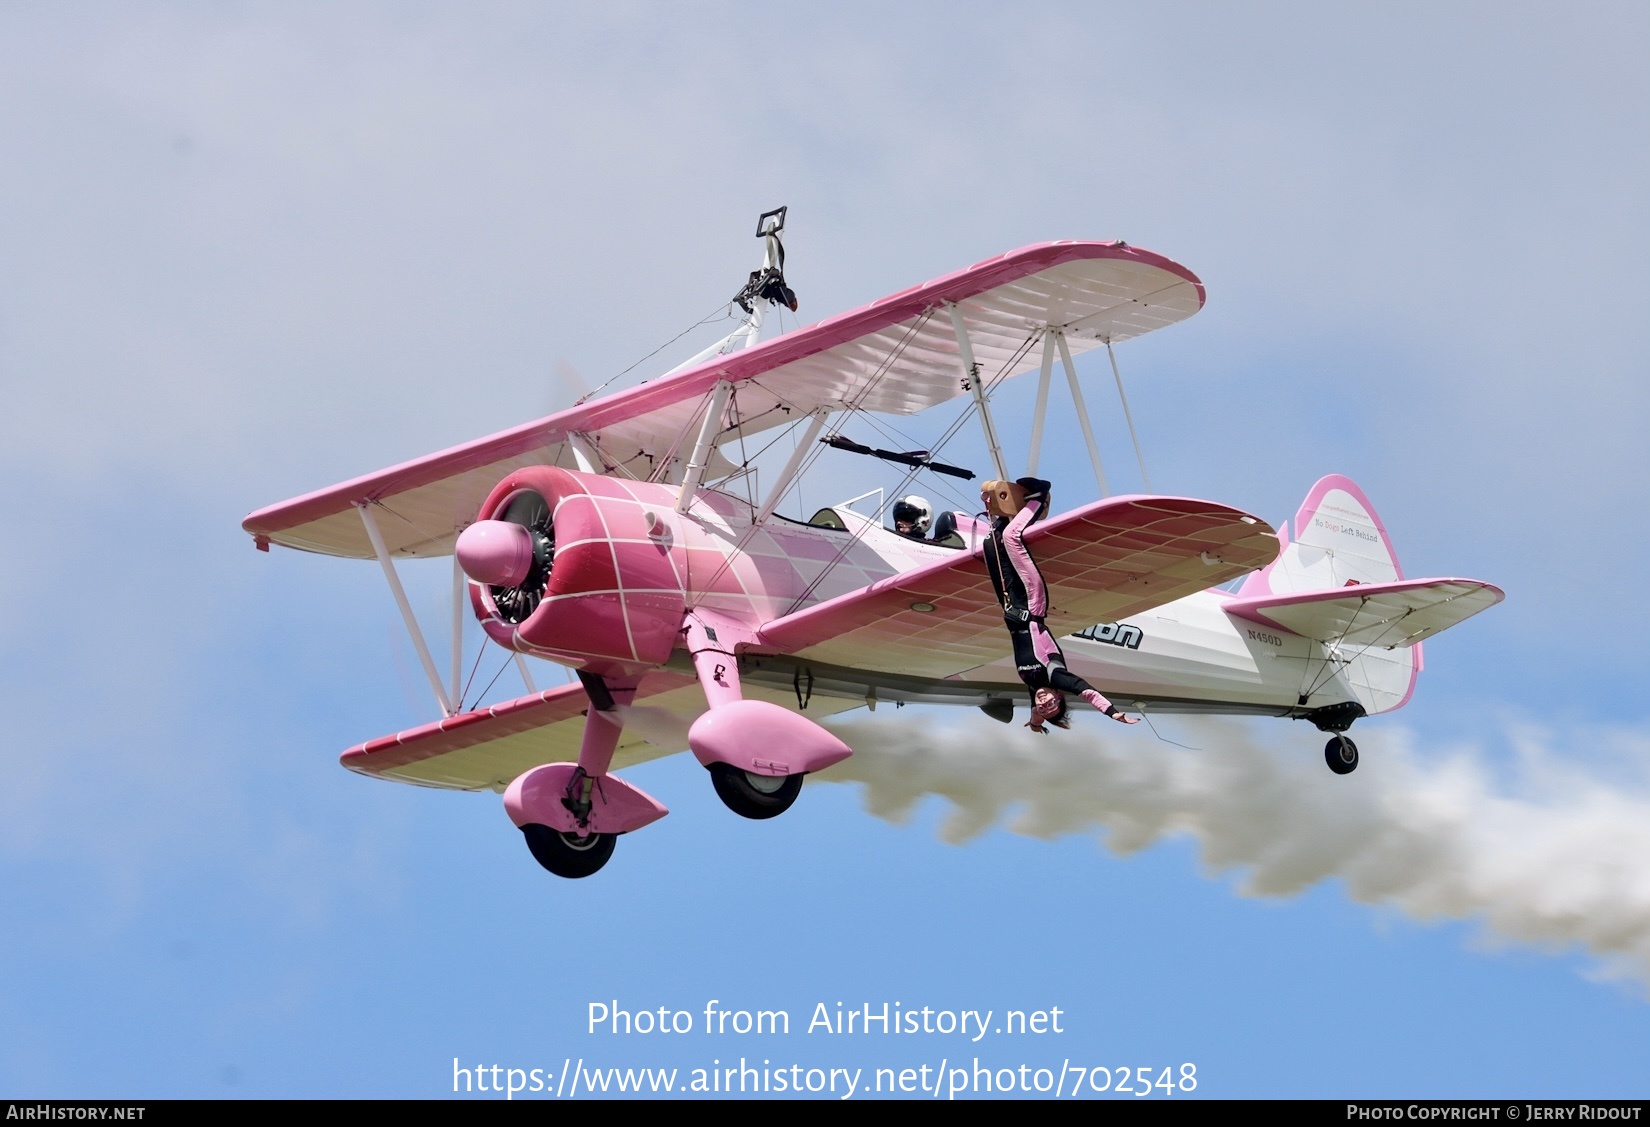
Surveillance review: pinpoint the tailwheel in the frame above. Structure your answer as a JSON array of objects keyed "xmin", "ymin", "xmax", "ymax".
[
  {"xmin": 708, "ymin": 763, "xmax": 804, "ymax": 820},
  {"xmin": 521, "ymin": 823, "xmax": 616, "ymax": 878},
  {"xmin": 1324, "ymin": 735, "xmax": 1360, "ymax": 775}
]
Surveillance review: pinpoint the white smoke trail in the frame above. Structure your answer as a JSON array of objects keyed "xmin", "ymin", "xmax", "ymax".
[{"xmin": 817, "ymin": 713, "xmax": 1650, "ymax": 986}]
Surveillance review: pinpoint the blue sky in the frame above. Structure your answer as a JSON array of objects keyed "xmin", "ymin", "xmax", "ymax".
[{"xmin": 1, "ymin": 1, "xmax": 1647, "ymax": 1098}]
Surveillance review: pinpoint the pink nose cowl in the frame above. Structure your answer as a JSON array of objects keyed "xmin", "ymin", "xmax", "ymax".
[{"xmin": 456, "ymin": 520, "xmax": 537, "ymax": 587}]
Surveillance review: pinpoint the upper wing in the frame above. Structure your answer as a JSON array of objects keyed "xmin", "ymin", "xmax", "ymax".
[
  {"xmin": 1223, "ymin": 577, "xmax": 1504, "ymax": 647},
  {"xmin": 244, "ymin": 240, "xmax": 1203, "ymax": 559},
  {"xmin": 757, "ymin": 496, "xmax": 1278, "ymax": 678},
  {"xmin": 341, "ymin": 670, "xmax": 864, "ymax": 791}
]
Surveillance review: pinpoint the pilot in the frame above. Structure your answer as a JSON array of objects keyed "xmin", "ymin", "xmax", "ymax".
[
  {"xmin": 892, "ymin": 494, "xmax": 933, "ymax": 541},
  {"xmin": 981, "ymin": 477, "xmax": 1141, "ymax": 733}
]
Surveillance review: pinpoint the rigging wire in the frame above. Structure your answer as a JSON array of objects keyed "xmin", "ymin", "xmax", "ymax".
[
  {"xmin": 1297, "ymin": 596, "xmax": 1419, "ymax": 702},
  {"xmin": 577, "ymin": 301, "xmax": 744, "ymax": 406},
  {"xmin": 646, "ymin": 384, "xmax": 719, "ymax": 484},
  {"xmin": 791, "ymin": 419, "xmax": 803, "ymax": 516},
  {"xmin": 367, "ymin": 498, "xmax": 448, "ymax": 551},
  {"xmin": 470, "ymin": 651, "xmax": 518, "ymax": 709},
  {"xmin": 722, "ymin": 397, "xmax": 816, "ymax": 468},
  {"xmin": 681, "ymin": 311, "xmax": 943, "ymax": 604},
  {"xmin": 684, "ymin": 406, "xmax": 824, "ymax": 599},
  {"xmin": 681, "ymin": 307, "xmax": 1040, "ymax": 615},
  {"xmin": 1105, "ymin": 340, "xmax": 1152, "ymax": 492},
  {"xmin": 732, "ymin": 309, "xmax": 940, "ymax": 515},
  {"xmin": 457, "ymin": 636, "xmax": 489, "ymax": 712},
  {"xmin": 729, "ymin": 386, "xmax": 758, "ymax": 516},
  {"xmin": 780, "ymin": 324, "xmax": 1041, "ymax": 615},
  {"xmin": 845, "ymin": 403, "xmax": 982, "ymax": 515}
]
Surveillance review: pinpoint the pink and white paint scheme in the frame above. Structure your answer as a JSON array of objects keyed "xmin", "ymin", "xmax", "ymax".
[{"xmin": 244, "ymin": 223, "xmax": 1501, "ymax": 878}]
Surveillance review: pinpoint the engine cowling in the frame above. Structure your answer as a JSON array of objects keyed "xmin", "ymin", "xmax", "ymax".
[{"xmin": 462, "ymin": 466, "xmax": 686, "ymax": 678}]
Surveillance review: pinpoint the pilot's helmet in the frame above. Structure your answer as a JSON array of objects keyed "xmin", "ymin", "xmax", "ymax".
[{"xmin": 892, "ymin": 495, "xmax": 932, "ymax": 537}]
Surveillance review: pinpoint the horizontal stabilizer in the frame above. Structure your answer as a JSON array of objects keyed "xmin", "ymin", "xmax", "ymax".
[{"xmin": 1224, "ymin": 577, "xmax": 1504, "ymax": 648}]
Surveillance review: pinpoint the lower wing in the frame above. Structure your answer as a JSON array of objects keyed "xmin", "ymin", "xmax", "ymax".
[
  {"xmin": 340, "ymin": 671, "xmax": 864, "ymax": 791},
  {"xmin": 340, "ymin": 673, "xmax": 693, "ymax": 791}
]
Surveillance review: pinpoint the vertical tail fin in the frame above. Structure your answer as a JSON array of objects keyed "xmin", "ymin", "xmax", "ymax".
[
  {"xmin": 1240, "ymin": 474, "xmax": 1402, "ymax": 596},
  {"xmin": 1238, "ymin": 474, "xmax": 1420, "ymax": 716}
]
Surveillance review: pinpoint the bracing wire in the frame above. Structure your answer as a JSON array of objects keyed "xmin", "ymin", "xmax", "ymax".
[
  {"xmin": 368, "ymin": 498, "xmax": 447, "ymax": 550},
  {"xmin": 1105, "ymin": 341, "xmax": 1151, "ymax": 492},
  {"xmin": 780, "ymin": 324, "xmax": 1042, "ymax": 615},
  {"xmin": 470, "ymin": 651, "xmax": 518, "ymax": 709},
  {"xmin": 847, "ymin": 405, "xmax": 982, "ymax": 515},
  {"xmin": 682, "ymin": 406, "xmax": 821, "ymax": 600},
  {"xmin": 457, "ymin": 638, "xmax": 489, "ymax": 712},
  {"xmin": 647, "ymin": 384, "xmax": 719, "ymax": 485},
  {"xmin": 681, "ymin": 311, "xmax": 945, "ymax": 606},
  {"xmin": 1297, "ymin": 596, "xmax": 1422, "ymax": 703},
  {"xmin": 729, "ymin": 387, "xmax": 758, "ymax": 516},
  {"xmin": 578, "ymin": 301, "xmax": 744, "ymax": 406},
  {"xmin": 679, "ymin": 307, "xmax": 1042, "ymax": 616}
]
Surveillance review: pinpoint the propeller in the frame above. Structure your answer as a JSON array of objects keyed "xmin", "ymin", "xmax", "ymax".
[{"xmin": 553, "ymin": 357, "xmax": 591, "ymax": 410}]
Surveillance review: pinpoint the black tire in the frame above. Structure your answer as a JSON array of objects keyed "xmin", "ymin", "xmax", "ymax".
[
  {"xmin": 521, "ymin": 823, "xmax": 616, "ymax": 878},
  {"xmin": 1324, "ymin": 735, "xmax": 1359, "ymax": 775},
  {"xmin": 708, "ymin": 762, "xmax": 804, "ymax": 820}
]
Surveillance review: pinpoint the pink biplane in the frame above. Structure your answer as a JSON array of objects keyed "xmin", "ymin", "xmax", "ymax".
[{"xmin": 244, "ymin": 210, "xmax": 1501, "ymax": 877}]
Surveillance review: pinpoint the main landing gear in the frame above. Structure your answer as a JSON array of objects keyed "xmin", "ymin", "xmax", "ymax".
[
  {"xmin": 503, "ymin": 675, "xmax": 670, "ymax": 880},
  {"xmin": 682, "ymin": 614, "xmax": 852, "ymax": 823},
  {"xmin": 522, "ymin": 823, "xmax": 617, "ymax": 879},
  {"xmin": 1324, "ymin": 734, "xmax": 1359, "ymax": 775},
  {"xmin": 708, "ymin": 763, "xmax": 804, "ymax": 820}
]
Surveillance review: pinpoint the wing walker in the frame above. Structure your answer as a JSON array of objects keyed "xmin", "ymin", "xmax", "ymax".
[{"xmin": 245, "ymin": 209, "xmax": 1502, "ymax": 877}]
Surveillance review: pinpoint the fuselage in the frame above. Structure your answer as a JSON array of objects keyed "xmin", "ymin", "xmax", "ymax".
[
  {"xmin": 475, "ymin": 471, "xmax": 1403, "ymax": 722},
  {"xmin": 960, "ymin": 588, "xmax": 1414, "ymax": 719}
]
